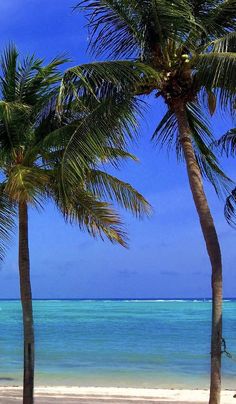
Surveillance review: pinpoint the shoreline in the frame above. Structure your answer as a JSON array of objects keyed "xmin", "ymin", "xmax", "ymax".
[{"xmin": 0, "ymin": 387, "xmax": 235, "ymax": 403}]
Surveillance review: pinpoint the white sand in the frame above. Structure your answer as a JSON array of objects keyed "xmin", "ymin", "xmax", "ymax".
[{"xmin": 0, "ymin": 387, "xmax": 235, "ymax": 403}]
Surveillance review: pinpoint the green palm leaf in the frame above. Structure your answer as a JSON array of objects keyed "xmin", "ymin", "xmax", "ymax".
[
  {"xmin": 208, "ymin": 0, "xmax": 236, "ymax": 33},
  {"xmin": 5, "ymin": 165, "xmax": 50, "ymax": 206},
  {"xmin": 152, "ymin": 101, "xmax": 231, "ymax": 195},
  {"xmin": 186, "ymin": 102, "xmax": 232, "ymax": 196},
  {"xmin": 57, "ymin": 95, "xmax": 145, "ymax": 183},
  {"xmin": 0, "ymin": 184, "xmax": 16, "ymax": 261},
  {"xmin": 54, "ymin": 184, "xmax": 128, "ymax": 247},
  {"xmin": 196, "ymin": 52, "xmax": 236, "ymax": 110},
  {"xmin": 217, "ymin": 127, "xmax": 236, "ymax": 227},
  {"xmin": 217, "ymin": 128, "xmax": 236, "ymax": 156},
  {"xmin": 224, "ymin": 188, "xmax": 236, "ymax": 228},
  {"xmin": 87, "ymin": 169, "xmax": 151, "ymax": 218},
  {"xmin": 151, "ymin": 109, "xmax": 180, "ymax": 156},
  {"xmin": 0, "ymin": 44, "xmax": 18, "ymax": 102},
  {"xmin": 60, "ymin": 60, "xmax": 160, "ymax": 101},
  {"xmin": 74, "ymin": 0, "xmax": 198, "ymax": 59}
]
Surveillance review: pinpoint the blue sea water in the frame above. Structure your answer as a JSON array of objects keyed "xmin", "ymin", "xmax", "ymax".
[{"xmin": 0, "ymin": 299, "xmax": 235, "ymax": 389}]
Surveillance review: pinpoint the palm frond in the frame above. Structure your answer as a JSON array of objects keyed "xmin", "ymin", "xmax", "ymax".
[
  {"xmin": 58, "ymin": 95, "xmax": 144, "ymax": 184},
  {"xmin": 208, "ymin": 0, "xmax": 236, "ymax": 33},
  {"xmin": 74, "ymin": 0, "xmax": 143, "ymax": 59},
  {"xmin": 0, "ymin": 44, "xmax": 18, "ymax": 102},
  {"xmin": 190, "ymin": 0, "xmax": 236, "ymax": 39},
  {"xmin": 27, "ymin": 94, "xmax": 142, "ymax": 184},
  {"xmin": 216, "ymin": 128, "xmax": 236, "ymax": 156},
  {"xmin": 0, "ymin": 45, "xmax": 67, "ymax": 106},
  {"xmin": 0, "ymin": 46, "xmax": 68, "ymax": 154},
  {"xmin": 152, "ymin": 102, "xmax": 231, "ymax": 195},
  {"xmin": 190, "ymin": 0, "xmax": 222, "ymax": 17},
  {"xmin": 5, "ymin": 165, "xmax": 50, "ymax": 206},
  {"xmin": 100, "ymin": 146, "xmax": 138, "ymax": 165},
  {"xmin": 186, "ymin": 102, "xmax": 232, "ymax": 196},
  {"xmin": 0, "ymin": 184, "xmax": 16, "ymax": 261},
  {"xmin": 151, "ymin": 109, "xmax": 181, "ymax": 157},
  {"xmin": 19, "ymin": 55, "xmax": 67, "ymax": 116},
  {"xmin": 224, "ymin": 187, "xmax": 236, "ymax": 228},
  {"xmin": 60, "ymin": 60, "xmax": 160, "ymax": 103},
  {"xmin": 74, "ymin": 0, "xmax": 198, "ymax": 59},
  {"xmin": 0, "ymin": 100, "xmax": 32, "ymax": 151},
  {"xmin": 55, "ymin": 184, "xmax": 128, "ymax": 247},
  {"xmin": 196, "ymin": 52, "xmax": 236, "ymax": 110},
  {"xmin": 208, "ymin": 31, "xmax": 236, "ymax": 53},
  {"xmin": 87, "ymin": 169, "xmax": 151, "ymax": 218}
]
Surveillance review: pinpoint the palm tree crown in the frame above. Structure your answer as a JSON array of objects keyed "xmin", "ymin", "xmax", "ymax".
[
  {"xmin": 70, "ymin": 0, "xmax": 235, "ymax": 194},
  {"xmin": 0, "ymin": 45, "xmax": 151, "ymax": 257}
]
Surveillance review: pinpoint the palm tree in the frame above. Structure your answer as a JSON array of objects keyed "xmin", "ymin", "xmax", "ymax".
[
  {"xmin": 65, "ymin": 1, "xmax": 236, "ymax": 402},
  {"xmin": 0, "ymin": 45, "xmax": 150, "ymax": 404}
]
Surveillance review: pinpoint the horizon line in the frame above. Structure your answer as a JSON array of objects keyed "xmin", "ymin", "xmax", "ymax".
[{"xmin": 0, "ymin": 297, "xmax": 235, "ymax": 301}]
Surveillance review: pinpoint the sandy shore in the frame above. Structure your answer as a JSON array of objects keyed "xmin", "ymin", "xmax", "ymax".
[{"xmin": 0, "ymin": 387, "xmax": 235, "ymax": 403}]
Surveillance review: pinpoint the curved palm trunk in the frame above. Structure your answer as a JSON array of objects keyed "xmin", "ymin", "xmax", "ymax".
[
  {"xmin": 174, "ymin": 104, "xmax": 222, "ymax": 404},
  {"xmin": 18, "ymin": 202, "xmax": 35, "ymax": 404}
]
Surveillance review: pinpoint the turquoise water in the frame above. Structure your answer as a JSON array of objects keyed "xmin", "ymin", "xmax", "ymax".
[{"xmin": 0, "ymin": 299, "xmax": 235, "ymax": 388}]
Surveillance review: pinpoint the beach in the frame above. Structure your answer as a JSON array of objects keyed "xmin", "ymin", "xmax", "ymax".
[{"xmin": 0, "ymin": 387, "xmax": 235, "ymax": 403}]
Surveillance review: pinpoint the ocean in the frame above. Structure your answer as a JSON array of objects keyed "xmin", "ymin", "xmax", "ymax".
[{"xmin": 0, "ymin": 299, "xmax": 235, "ymax": 389}]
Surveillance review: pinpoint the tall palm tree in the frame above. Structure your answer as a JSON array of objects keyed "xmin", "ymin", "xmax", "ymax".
[
  {"xmin": 0, "ymin": 45, "xmax": 150, "ymax": 404},
  {"xmin": 65, "ymin": 1, "xmax": 236, "ymax": 402}
]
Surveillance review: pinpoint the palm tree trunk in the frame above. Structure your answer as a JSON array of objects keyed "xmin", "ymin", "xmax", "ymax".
[
  {"xmin": 174, "ymin": 104, "xmax": 222, "ymax": 404},
  {"xmin": 18, "ymin": 201, "xmax": 34, "ymax": 404}
]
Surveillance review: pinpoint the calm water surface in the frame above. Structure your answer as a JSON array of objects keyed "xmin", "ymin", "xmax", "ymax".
[{"xmin": 0, "ymin": 299, "xmax": 235, "ymax": 388}]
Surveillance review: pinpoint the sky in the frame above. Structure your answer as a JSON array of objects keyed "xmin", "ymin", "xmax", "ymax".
[{"xmin": 0, "ymin": 0, "xmax": 235, "ymax": 299}]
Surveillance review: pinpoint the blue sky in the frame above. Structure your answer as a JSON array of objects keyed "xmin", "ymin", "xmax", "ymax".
[{"xmin": 0, "ymin": 0, "xmax": 235, "ymax": 299}]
